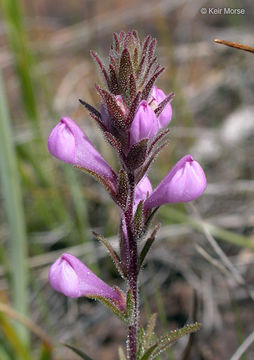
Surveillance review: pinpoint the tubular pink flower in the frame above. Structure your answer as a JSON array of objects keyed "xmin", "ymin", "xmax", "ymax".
[
  {"xmin": 49, "ymin": 253, "xmax": 125, "ymax": 310},
  {"xmin": 144, "ymin": 155, "xmax": 207, "ymax": 209},
  {"xmin": 48, "ymin": 117, "xmax": 115, "ymax": 181},
  {"xmin": 129, "ymin": 100, "xmax": 159, "ymax": 146},
  {"xmin": 135, "ymin": 176, "xmax": 153, "ymax": 207},
  {"xmin": 150, "ymin": 85, "xmax": 172, "ymax": 128}
]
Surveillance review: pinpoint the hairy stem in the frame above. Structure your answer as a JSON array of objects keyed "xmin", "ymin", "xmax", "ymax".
[{"xmin": 125, "ymin": 173, "xmax": 139, "ymax": 360}]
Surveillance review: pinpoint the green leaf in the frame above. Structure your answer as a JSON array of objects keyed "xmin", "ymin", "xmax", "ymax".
[
  {"xmin": 74, "ymin": 166, "xmax": 116, "ymax": 198},
  {"xmin": 92, "ymin": 295, "xmax": 128, "ymax": 323},
  {"xmin": 142, "ymin": 322, "xmax": 201, "ymax": 360},
  {"xmin": 144, "ymin": 314, "xmax": 157, "ymax": 350},
  {"xmin": 118, "ymin": 346, "xmax": 127, "ymax": 360},
  {"xmin": 137, "ymin": 327, "xmax": 145, "ymax": 359},
  {"xmin": 62, "ymin": 343, "xmax": 93, "ymax": 360},
  {"xmin": 133, "ymin": 201, "xmax": 144, "ymax": 238},
  {"xmin": 93, "ymin": 231, "xmax": 126, "ymax": 278},
  {"xmin": 140, "ymin": 343, "xmax": 158, "ymax": 360},
  {"xmin": 137, "ymin": 314, "xmax": 158, "ymax": 360},
  {"xmin": 126, "ymin": 290, "xmax": 134, "ymax": 323},
  {"xmin": 116, "ymin": 169, "xmax": 129, "ymax": 210}
]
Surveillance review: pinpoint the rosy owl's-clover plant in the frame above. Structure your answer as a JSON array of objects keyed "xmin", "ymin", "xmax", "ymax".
[{"xmin": 48, "ymin": 31, "xmax": 206, "ymax": 360}]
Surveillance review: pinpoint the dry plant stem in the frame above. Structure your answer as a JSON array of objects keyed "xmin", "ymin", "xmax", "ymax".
[
  {"xmin": 125, "ymin": 173, "xmax": 139, "ymax": 360},
  {"xmin": 214, "ymin": 39, "xmax": 254, "ymax": 54}
]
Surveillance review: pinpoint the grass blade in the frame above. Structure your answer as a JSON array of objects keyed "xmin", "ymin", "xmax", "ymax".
[
  {"xmin": 0, "ymin": 70, "xmax": 29, "ymax": 343},
  {"xmin": 0, "ymin": 311, "xmax": 31, "ymax": 360},
  {"xmin": 62, "ymin": 343, "xmax": 94, "ymax": 360},
  {"xmin": 0, "ymin": 0, "xmax": 37, "ymax": 122}
]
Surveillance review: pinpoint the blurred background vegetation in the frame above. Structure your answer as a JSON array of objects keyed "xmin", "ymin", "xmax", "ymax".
[{"xmin": 0, "ymin": 0, "xmax": 254, "ymax": 359}]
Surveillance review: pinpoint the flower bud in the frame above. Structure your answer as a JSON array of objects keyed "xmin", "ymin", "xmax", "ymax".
[
  {"xmin": 48, "ymin": 117, "xmax": 115, "ymax": 180},
  {"xmin": 49, "ymin": 253, "xmax": 125, "ymax": 310},
  {"xmin": 129, "ymin": 100, "xmax": 159, "ymax": 146},
  {"xmin": 149, "ymin": 86, "xmax": 172, "ymax": 128},
  {"xmin": 144, "ymin": 155, "xmax": 206, "ymax": 209}
]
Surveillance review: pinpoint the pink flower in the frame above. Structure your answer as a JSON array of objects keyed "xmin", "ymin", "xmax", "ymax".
[
  {"xmin": 135, "ymin": 176, "xmax": 153, "ymax": 209},
  {"xmin": 129, "ymin": 101, "xmax": 159, "ymax": 146},
  {"xmin": 48, "ymin": 117, "xmax": 115, "ymax": 181},
  {"xmin": 121, "ymin": 176, "xmax": 152, "ymax": 244},
  {"xmin": 144, "ymin": 155, "xmax": 206, "ymax": 209},
  {"xmin": 149, "ymin": 85, "xmax": 172, "ymax": 128},
  {"xmin": 49, "ymin": 253, "xmax": 125, "ymax": 311}
]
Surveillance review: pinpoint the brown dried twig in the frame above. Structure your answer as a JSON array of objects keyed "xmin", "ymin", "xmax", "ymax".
[{"xmin": 214, "ymin": 39, "xmax": 254, "ymax": 54}]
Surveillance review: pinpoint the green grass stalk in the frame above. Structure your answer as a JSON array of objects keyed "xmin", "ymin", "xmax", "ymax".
[{"xmin": 0, "ymin": 70, "xmax": 29, "ymax": 344}]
